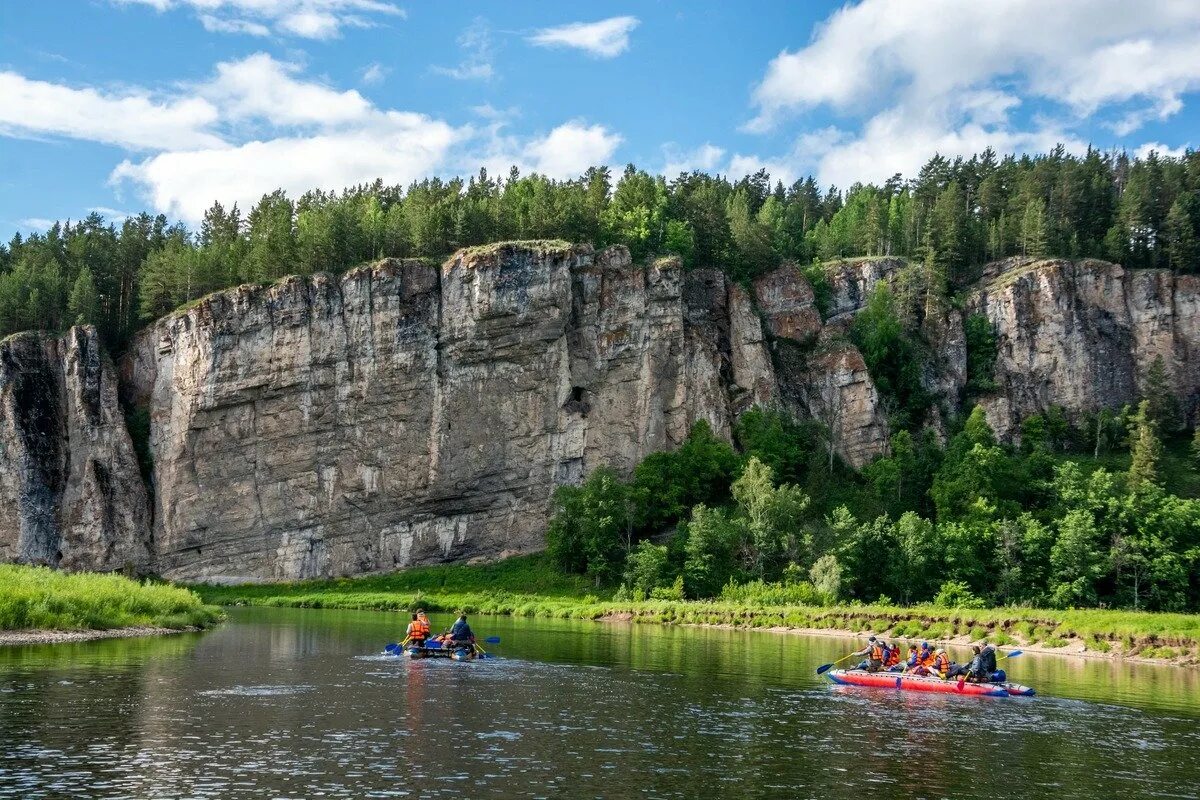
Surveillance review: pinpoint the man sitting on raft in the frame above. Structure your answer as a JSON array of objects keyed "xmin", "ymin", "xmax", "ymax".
[
  {"xmin": 433, "ymin": 613, "xmax": 474, "ymax": 645},
  {"xmin": 851, "ymin": 636, "xmax": 885, "ymax": 672}
]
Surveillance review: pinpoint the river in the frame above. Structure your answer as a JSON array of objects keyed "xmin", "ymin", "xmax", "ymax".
[{"xmin": 2, "ymin": 607, "xmax": 1198, "ymax": 799}]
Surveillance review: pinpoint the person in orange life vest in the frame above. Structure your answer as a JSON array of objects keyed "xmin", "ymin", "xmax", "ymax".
[
  {"xmin": 851, "ymin": 636, "xmax": 885, "ymax": 672},
  {"xmin": 932, "ymin": 647, "xmax": 952, "ymax": 679},
  {"xmin": 884, "ymin": 641, "xmax": 902, "ymax": 669},
  {"xmin": 404, "ymin": 614, "xmax": 424, "ymax": 646},
  {"xmin": 909, "ymin": 641, "xmax": 935, "ymax": 675},
  {"xmin": 893, "ymin": 643, "xmax": 920, "ymax": 673},
  {"xmin": 415, "ymin": 610, "xmax": 431, "ymax": 642}
]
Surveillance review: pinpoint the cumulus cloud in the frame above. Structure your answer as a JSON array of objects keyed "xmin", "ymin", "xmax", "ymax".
[
  {"xmin": 523, "ymin": 121, "xmax": 622, "ymax": 176},
  {"xmin": 528, "ymin": 16, "xmax": 638, "ymax": 58},
  {"xmin": 743, "ymin": 0, "xmax": 1200, "ymax": 187},
  {"xmin": 202, "ymin": 53, "xmax": 373, "ymax": 127},
  {"xmin": 0, "ymin": 52, "xmax": 620, "ymax": 224},
  {"xmin": 114, "ymin": 0, "xmax": 403, "ymax": 39},
  {"xmin": 112, "ymin": 118, "xmax": 463, "ymax": 222},
  {"xmin": 0, "ymin": 71, "xmax": 222, "ymax": 150}
]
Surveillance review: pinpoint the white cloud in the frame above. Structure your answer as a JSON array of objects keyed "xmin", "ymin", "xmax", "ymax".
[
  {"xmin": 18, "ymin": 218, "xmax": 57, "ymax": 231},
  {"xmin": 88, "ymin": 206, "xmax": 137, "ymax": 222},
  {"xmin": 662, "ymin": 143, "xmax": 726, "ymax": 177},
  {"xmin": 112, "ymin": 117, "xmax": 463, "ymax": 222},
  {"xmin": 198, "ymin": 14, "xmax": 269, "ymax": 36},
  {"xmin": 742, "ymin": 0, "xmax": 1200, "ymax": 187},
  {"xmin": 528, "ymin": 16, "xmax": 638, "ymax": 58},
  {"xmin": 114, "ymin": 0, "xmax": 403, "ymax": 39},
  {"xmin": 0, "ymin": 71, "xmax": 222, "ymax": 151},
  {"xmin": 361, "ymin": 63, "xmax": 388, "ymax": 85},
  {"xmin": 1135, "ymin": 141, "xmax": 1189, "ymax": 160},
  {"xmin": 202, "ymin": 53, "xmax": 373, "ymax": 127},
  {"xmin": 524, "ymin": 121, "xmax": 621, "ymax": 177},
  {"xmin": 4, "ymin": 52, "xmax": 623, "ymax": 226},
  {"xmin": 431, "ymin": 19, "xmax": 495, "ymax": 81}
]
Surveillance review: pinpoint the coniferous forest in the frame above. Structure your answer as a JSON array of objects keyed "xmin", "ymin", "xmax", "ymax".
[{"xmin": 5, "ymin": 146, "xmax": 1200, "ymax": 349}]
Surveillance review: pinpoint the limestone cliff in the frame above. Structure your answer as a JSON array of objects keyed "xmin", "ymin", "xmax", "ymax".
[
  {"xmin": 970, "ymin": 258, "xmax": 1200, "ymax": 439},
  {"xmin": 0, "ymin": 327, "xmax": 150, "ymax": 572},
  {"xmin": 121, "ymin": 244, "xmax": 780, "ymax": 582},
  {"xmin": 4, "ymin": 246, "xmax": 1196, "ymax": 581}
]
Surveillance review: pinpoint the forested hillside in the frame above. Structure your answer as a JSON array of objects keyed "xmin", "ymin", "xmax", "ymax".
[{"xmin": 4, "ymin": 146, "xmax": 1200, "ymax": 347}]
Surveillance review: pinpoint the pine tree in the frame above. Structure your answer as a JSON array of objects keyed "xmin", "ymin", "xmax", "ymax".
[
  {"xmin": 67, "ymin": 267, "xmax": 98, "ymax": 326},
  {"xmin": 1020, "ymin": 197, "xmax": 1047, "ymax": 257},
  {"xmin": 1165, "ymin": 196, "xmax": 1199, "ymax": 273},
  {"xmin": 1143, "ymin": 354, "xmax": 1181, "ymax": 433},
  {"xmin": 1127, "ymin": 400, "xmax": 1163, "ymax": 489}
]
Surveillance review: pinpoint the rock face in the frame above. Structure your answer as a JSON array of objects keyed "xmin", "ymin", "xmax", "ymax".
[
  {"xmin": 970, "ymin": 259, "xmax": 1200, "ymax": 439},
  {"xmin": 824, "ymin": 257, "xmax": 907, "ymax": 320},
  {"xmin": 5, "ymin": 247, "xmax": 1195, "ymax": 581},
  {"xmin": 0, "ymin": 327, "xmax": 150, "ymax": 572},
  {"xmin": 122, "ymin": 244, "xmax": 780, "ymax": 582}
]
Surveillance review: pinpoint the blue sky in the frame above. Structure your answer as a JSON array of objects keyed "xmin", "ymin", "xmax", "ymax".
[{"xmin": 3, "ymin": 1, "xmax": 1199, "ymax": 238}]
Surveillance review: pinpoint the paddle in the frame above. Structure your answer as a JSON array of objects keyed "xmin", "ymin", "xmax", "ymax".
[
  {"xmin": 816, "ymin": 652, "xmax": 858, "ymax": 675},
  {"xmin": 384, "ymin": 642, "xmax": 398, "ymax": 654},
  {"xmin": 484, "ymin": 636, "xmax": 501, "ymax": 644}
]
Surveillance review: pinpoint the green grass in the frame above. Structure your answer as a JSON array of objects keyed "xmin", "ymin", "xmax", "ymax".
[
  {"xmin": 191, "ymin": 555, "xmax": 1200, "ymax": 664},
  {"xmin": 0, "ymin": 564, "xmax": 223, "ymax": 632}
]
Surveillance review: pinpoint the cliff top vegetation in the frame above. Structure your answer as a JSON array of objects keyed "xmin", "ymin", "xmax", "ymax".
[{"xmin": 3, "ymin": 145, "xmax": 1198, "ymax": 350}]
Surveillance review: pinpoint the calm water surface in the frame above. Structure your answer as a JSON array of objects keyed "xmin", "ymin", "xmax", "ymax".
[{"xmin": 2, "ymin": 607, "xmax": 1199, "ymax": 799}]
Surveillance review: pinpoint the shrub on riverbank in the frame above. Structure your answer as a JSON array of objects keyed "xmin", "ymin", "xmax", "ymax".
[
  {"xmin": 193, "ymin": 558, "xmax": 1200, "ymax": 665},
  {"xmin": 0, "ymin": 565, "xmax": 222, "ymax": 632}
]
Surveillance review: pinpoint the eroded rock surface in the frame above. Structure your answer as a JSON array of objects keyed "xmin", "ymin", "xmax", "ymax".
[
  {"xmin": 971, "ymin": 259, "xmax": 1200, "ymax": 439},
  {"xmin": 122, "ymin": 244, "xmax": 777, "ymax": 582},
  {"xmin": 0, "ymin": 327, "xmax": 150, "ymax": 571}
]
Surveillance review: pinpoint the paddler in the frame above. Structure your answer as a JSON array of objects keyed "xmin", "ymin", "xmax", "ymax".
[
  {"xmin": 448, "ymin": 613, "xmax": 475, "ymax": 643},
  {"xmin": 851, "ymin": 636, "xmax": 885, "ymax": 672},
  {"xmin": 949, "ymin": 645, "xmax": 983, "ymax": 680},
  {"xmin": 979, "ymin": 641, "xmax": 998, "ymax": 680},
  {"xmin": 932, "ymin": 647, "xmax": 951, "ymax": 679},
  {"xmin": 899, "ymin": 643, "xmax": 921, "ymax": 672},
  {"xmin": 884, "ymin": 640, "xmax": 901, "ymax": 670},
  {"xmin": 404, "ymin": 613, "xmax": 425, "ymax": 647},
  {"xmin": 415, "ymin": 610, "xmax": 431, "ymax": 643}
]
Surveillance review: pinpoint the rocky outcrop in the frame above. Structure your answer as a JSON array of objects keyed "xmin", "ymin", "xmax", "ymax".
[
  {"xmin": 801, "ymin": 340, "xmax": 891, "ymax": 468},
  {"xmin": 971, "ymin": 258, "xmax": 1200, "ymax": 439},
  {"xmin": 121, "ymin": 244, "xmax": 779, "ymax": 582},
  {"xmin": 0, "ymin": 327, "xmax": 150, "ymax": 572},
  {"xmin": 824, "ymin": 257, "xmax": 907, "ymax": 320}
]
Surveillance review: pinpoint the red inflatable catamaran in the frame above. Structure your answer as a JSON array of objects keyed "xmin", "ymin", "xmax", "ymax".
[{"xmin": 826, "ymin": 669, "xmax": 1034, "ymax": 696}]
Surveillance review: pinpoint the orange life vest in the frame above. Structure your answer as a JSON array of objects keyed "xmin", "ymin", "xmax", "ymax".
[
  {"xmin": 934, "ymin": 653, "xmax": 950, "ymax": 675},
  {"xmin": 870, "ymin": 644, "xmax": 884, "ymax": 661},
  {"xmin": 415, "ymin": 619, "xmax": 430, "ymax": 638},
  {"xmin": 405, "ymin": 622, "xmax": 421, "ymax": 639},
  {"xmin": 920, "ymin": 650, "xmax": 936, "ymax": 668},
  {"xmin": 886, "ymin": 647, "xmax": 901, "ymax": 667}
]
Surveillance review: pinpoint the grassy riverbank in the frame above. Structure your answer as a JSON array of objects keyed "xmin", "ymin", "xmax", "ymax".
[
  {"xmin": 194, "ymin": 555, "xmax": 1200, "ymax": 665},
  {"xmin": 1, "ymin": 565, "xmax": 223, "ymax": 641}
]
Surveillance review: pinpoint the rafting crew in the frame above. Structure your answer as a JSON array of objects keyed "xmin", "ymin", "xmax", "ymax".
[{"xmin": 846, "ymin": 636, "xmax": 1011, "ymax": 682}]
